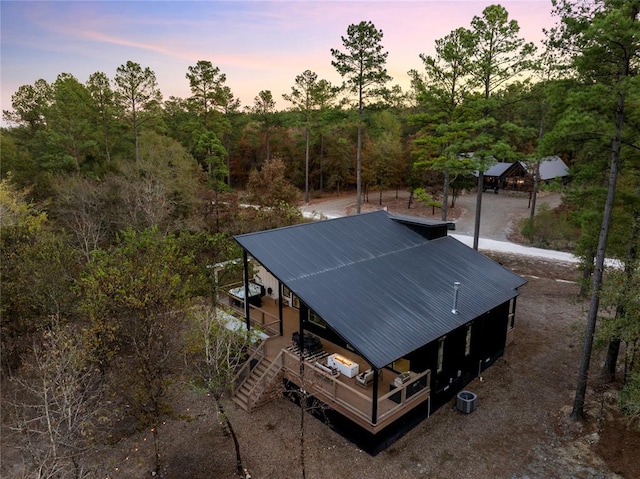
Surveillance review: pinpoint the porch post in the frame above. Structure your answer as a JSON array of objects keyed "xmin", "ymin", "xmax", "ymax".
[
  {"xmin": 278, "ymin": 282, "xmax": 284, "ymax": 336},
  {"xmin": 298, "ymin": 302, "xmax": 306, "ymax": 350},
  {"xmin": 371, "ymin": 368, "xmax": 379, "ymax": 425},
  {"xmin": 242, "ymin": 250, "xmax": 250, "ymax": 330}
]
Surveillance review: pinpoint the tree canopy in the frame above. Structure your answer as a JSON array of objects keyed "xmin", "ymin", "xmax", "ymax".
[{"xmin": 2, "ymin": 3, "xmax": 640, "ymax": 473}]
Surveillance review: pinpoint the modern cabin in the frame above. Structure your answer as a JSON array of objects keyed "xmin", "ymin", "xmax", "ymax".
[
  {"xmin": 482, "ymin": 162, "xmax": 529, "ymax": 192},
  {"xmin": 225, "ymin": 210, "xmax": 526, "ymax": 454},
  {"xmin": 480, "ymin": 157, "xmax": 570, "ymax": 192}
]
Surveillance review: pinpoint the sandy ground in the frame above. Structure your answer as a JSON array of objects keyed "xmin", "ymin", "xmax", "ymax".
[
  {"xmin": 9, "ymin": 252, "xmax": 630, "ymax": 479},
  {"xmin": 3, "ymin": 190, "xmax": 638, "ymax": 478}
]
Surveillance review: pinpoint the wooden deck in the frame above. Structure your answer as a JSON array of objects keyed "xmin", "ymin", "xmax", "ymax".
[{"xmin": 220, "ymin": 290, "xmax": 431, "ymax": 434}]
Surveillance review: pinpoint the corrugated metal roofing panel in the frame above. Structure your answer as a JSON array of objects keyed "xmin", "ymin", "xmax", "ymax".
[
  {"xmin": 235, "ymin": 211, "xmax": 426, "ymax": 283},
  {"xmin": 235, "ymin": 211, "xmax": 526, "ymax": 369},
  {"xmin": 539, "ymin": 156, "xmax": 569, "ymax": 181},
  {"xmin": 483, "ymin": 162, "xmax": 513, "ymax": 177}
]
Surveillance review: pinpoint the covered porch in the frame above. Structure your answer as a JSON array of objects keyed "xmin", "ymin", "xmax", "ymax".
[{"xmin": 219, "ymin": 288, "xmax": 431, "ymax": 434}]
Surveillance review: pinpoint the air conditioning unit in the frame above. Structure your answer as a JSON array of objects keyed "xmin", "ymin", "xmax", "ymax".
[{"xmin": 456, "ymin": 390, "xmax": 477, "ymax": 414}]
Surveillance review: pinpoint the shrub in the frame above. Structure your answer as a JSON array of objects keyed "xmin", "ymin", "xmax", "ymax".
[{"xmin": 519, "ymin": 202, "xmax": 580, "ymax": 251}]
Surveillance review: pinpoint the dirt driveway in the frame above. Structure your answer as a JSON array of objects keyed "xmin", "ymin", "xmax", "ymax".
[
  {"xmin": 301, "ymin": 189, "xmax": 562, "ymax": 242},
  {"xmin": 452, "ymin": 190, "xmax": 561, "ymax": 241}
]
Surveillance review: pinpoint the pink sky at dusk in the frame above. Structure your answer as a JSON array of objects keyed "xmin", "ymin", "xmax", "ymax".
[{"xmin": 1, "ymin": 1, "xmax": 557, "ymax": 120}]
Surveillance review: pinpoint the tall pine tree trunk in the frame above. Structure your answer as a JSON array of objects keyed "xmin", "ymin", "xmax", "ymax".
[
  {"xmin": 356, "ymin": 108, "xmax": 363, "ymax": 214},
  {"xmin": 602, "ymin": 191, "xmax": 640, "ymax": 382},
  {"xmin": 579, "ymin": 247, "xmax": 595, "ymax": 298},
  {"xmin": 571, "ymin": 88, "xmax": 624, "ymax": 420},
  {"xmin": 602, "ymin": 339, "xmax": 621, "ymax": 383},
  {"xmin": 530, "ymin": 159, "xmax": 540, "ymax": 220},
  {"xmin": 442, "ymin": 166, "xmax": 450, "ymax": 221},
  {"xmin": 473, "ymin": 172, "xmax": 483, "ymax": 251},
  {"xmin": 304, "ymin": 128, "xmax": 310, "ymax": 203}
]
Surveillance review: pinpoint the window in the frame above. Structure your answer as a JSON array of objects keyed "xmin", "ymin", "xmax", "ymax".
[
  {"xmin": 308, "ymin": 310, "xmax": 326, "ymax": 328},
  {"xmin": 508, "ymin": 298, "xmax": 516, "ymax": 329},
  {"xmin": 281, "ymin": 284, "xmax": 293, "ymax": 306},
  {"xmin": 392, "ymin": 358, "xmax": 410, "ymax": 373},
  {"xmin": 437, "ymin": 338, "xmax": 445, "ymax": 374},
  {"xmin": 465, "ymin": 324, "xmax": 472, "ymax": 356},
  {"xmin": 282, "ymin": 285, "xmax": 291, "ymax": 298}
]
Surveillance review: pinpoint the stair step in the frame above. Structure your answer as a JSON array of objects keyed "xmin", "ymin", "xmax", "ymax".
[
  {"xmin": 232, "ymin": 396, "xmax": 249, "ymax": 411},
  {"xmin": 233, "ymin": 352, "xmax": 284, "ymax": 412}
]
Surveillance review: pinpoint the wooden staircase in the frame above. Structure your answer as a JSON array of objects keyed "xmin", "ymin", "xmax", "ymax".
[{"xmin": 233, "ymin": 350, "xmax": 284, "ymax": 412}]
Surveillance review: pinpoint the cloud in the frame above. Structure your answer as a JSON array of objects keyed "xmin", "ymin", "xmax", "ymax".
[{"xmin": 1, "ymin": 0, "xmax": 555, "ymax": 118}]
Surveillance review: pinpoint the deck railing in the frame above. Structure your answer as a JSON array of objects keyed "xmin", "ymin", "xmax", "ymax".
[
  {"xmin": 250, "ymin": 309, "xmax": 280, "ymax": 336},
  {"xmin": 377, "ymin": 370, "xmax": 431, "ymax": 426},
  {"xmin": 281, "ymin": 348, "xmax": 431, "ymax": 432},
  {"xmin": 218, "ymin": 283, "xmax": 280, "ymax": 336}
]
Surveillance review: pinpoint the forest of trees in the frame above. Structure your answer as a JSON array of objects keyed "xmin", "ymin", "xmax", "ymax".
[{"xmin": 1, "ymin": 1, "xmax": 639, "ymax": 476}]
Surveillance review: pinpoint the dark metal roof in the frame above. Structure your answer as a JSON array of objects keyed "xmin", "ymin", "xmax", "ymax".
[
  {"xmin": 235, "ymin": 211, "xmax": 526, "ymax": 369},
  {"xmin": 483, "ymin": 162, "xmax": 526, "ymax": 178},
  {"xmin": 539, "ymin": 156, "xmax": 569, "ymax": 181},
  {"xmin": 483, "ymin": 162, "xmax": 513, "ymax": 177},
  {"xmin": 479, "ymin": 157, "xmax": 569, "ymax": 182}
]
